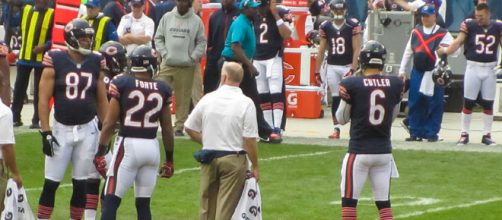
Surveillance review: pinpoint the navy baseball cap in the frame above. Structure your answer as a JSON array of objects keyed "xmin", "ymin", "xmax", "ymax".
[
  {"xmin": 419, "ymin": 4, "xmax": 436, "ymax": 15},
  {"xmin": 85, "ymin": 0, "xmax": 100, "ymax": 8},
  {"xmin": 240, "ymin": 0, "xmax": 261, "ymax": 9},
  {"xmin": 131, "ymin": 0, "xmax": 145, "ymax": 6}
]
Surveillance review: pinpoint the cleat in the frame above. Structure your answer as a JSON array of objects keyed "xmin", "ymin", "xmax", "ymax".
[
  {"xmin": 456, "ymin": 133, "xmax": 469, "ymax": 145},
  {"xmin": 174, "ymin": 130, "xmax": 184, "ymax": 137},
  {"xmin": 328, "ymin": 128, "xmax": 340, "ymax": 139},
  {"xmin": 405, "ymin": 136, "xmax": 422, "ymax": 142},
  {"xmin": 13, "ymin": 121, "xmax": 23, "ymax": 127},
  {"xmin": 481, "ymin": 134, "xmax": 496, "ymax": 146},
  {"xmin": 269, "ymin": 128, "xmax": 283, "ymax": 144},
  {"xmin": 29, "ymin": 123, "xmax": 41, "ymax": 129}
]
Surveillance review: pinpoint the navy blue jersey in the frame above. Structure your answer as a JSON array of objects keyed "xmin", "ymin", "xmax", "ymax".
[
  {"xmin": 339, "ymin": 74, "xmax": 403, "ymax": 154},
  {"xmin": 43, "ymin": 50, "xmax": 105, "ymax": 125},
  {"xmin": 109, "ymin": 75, "xmax": 172, "ymax": 139},
  {"xmin": 461, "ymin": 19, "xmax": 502, "ymax": 63},
  {"xmin": 254, "ymin": 11, "xmax": 285, "ymax": 60},
  {"xmin": 319, "ymin": 18, "xmax": 361, "ymax": 65}
]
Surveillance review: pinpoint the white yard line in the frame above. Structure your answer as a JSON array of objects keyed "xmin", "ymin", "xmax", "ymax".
[
  {"xmin": 394, "ymin": 197, "xmax": 502, "ymax": 219},
  {"xmin": 24, "ymin": 151, "xmax": 334, "ymax": 192}
]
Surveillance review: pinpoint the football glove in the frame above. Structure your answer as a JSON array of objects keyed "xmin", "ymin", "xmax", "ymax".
[
  {"xmin": 93, "ymin": 155, "xmax": 107, "ymax": 178},
  {"xmin": 314, "ymin": 72, "xmax": 323, "ymax": 86},
  {"xmin": 159, "ymin": 161, "xmax": 174, "ymax": 178},
  {"xmin": 343, "ymin": 69, "xmax": 354, "ymax": 78},
  {"xmin": 40, "ymin": 131, "xmax": 59, "ymax": 157}
]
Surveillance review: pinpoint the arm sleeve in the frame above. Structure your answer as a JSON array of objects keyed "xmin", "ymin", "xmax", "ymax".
[
  {"xmin": 439, "ymin": 31, "xmax": 460, "ymax": 57},
  {"xmin": 229, "ymin": 24, "xmax": 246, "ymax": 44},
  {"xmin": 144, "ymin": 18, "xmax": 155, "ymax": 38},
  {"xmin": 398, "ymin": 34, "xmax": 414, "ymax": 75},
  {"xmin": 242, "ymin": 100, "xmax": 259, "ymax": 138},
  {"xmin": 0, "ymin": 108, "xmax": 15, "ymax": 145},
  {"xmin": 184, "ymin": 99, "xmax": 204, "ymax": 132},
  {"xmin": 107, "ymin": 21, "xmax": 119, "ymax": 41},
  {"xmin": 335, "ymin": 100, "xmax": 351, "ymax": 125},
  {"xmin": 154, "ymin": 15, "xmax": 168, "ymax": 59},
  {"xmin": 116, "ymin": 16, "xmax": 127, "ymax": 36},
  {"xmin": 191, "ymin": 19, "xmax": 207, "ymax": 61}
]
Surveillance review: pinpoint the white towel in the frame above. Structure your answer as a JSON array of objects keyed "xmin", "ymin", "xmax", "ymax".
[
  {"xmin": 419, "ymin": 70, "xmax": 434, "ymax": 96},
  {"xmin": 232, "ymin": 177, "xmax": 262, "ymax": 220}
]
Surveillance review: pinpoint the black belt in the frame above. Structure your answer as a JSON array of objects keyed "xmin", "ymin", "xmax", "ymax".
[{"xmin": 221, "ymin": 57, "xmax": 242, "ymax": 64}]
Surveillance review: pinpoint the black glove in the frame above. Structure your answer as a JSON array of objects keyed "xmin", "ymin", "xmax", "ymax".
[{"xmin": 40, "ymin": 131, "xmax": 59, "ymax": 157}]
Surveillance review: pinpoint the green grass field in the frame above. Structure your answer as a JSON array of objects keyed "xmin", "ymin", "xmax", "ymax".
[{"xmin": 12, "ymin": 132, "xmax": 502, "ymax": 219}]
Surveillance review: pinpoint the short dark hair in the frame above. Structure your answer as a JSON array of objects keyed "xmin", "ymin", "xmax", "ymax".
[{"xmin": 476, "ymin": 3, "xmax": 490, "ymax": 12}]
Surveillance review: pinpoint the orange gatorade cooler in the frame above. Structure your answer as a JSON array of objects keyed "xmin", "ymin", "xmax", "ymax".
[
  {"xmin": 285, "ymin": 85, "xmax": 323, "ymax": 118},
  {"xmin": 53, "ymin": 0, "xmax": 81, "ymax": 49},
  {"xmin": 283, "ymin": 46, "xmax": 317, "ymax": 86}
]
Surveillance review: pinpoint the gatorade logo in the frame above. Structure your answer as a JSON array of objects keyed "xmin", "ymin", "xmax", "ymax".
[{"xmin": 287, "ymin": 92, "xmax": 298, "ymax": 107}]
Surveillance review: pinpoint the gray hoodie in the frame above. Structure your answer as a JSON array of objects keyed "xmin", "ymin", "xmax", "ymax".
[{"xmin": 155, "ymin": 7, "xmax": 207, "ymax": 67}]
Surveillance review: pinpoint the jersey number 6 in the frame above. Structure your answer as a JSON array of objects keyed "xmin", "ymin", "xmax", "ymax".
[{"xmin": 369, "ymin": 89, "xmax": 385, "ymax": 125}]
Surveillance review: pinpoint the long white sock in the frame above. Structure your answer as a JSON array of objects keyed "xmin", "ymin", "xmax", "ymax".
[
  {"xmin": 483, "ymin": 113, "xmax": 493, "ymax": 135},
  {"xmin": 263, "ymin": 109, "xmax": 273, "ymax": 129},
  {"xmin": 272, "ymin": 109, "xmax": 283, "ymax": 129},
  {"xmin": 84, "ymin": 209, "xmax": 96, "ymax": 220},
  {"xmin": 461, "ymin": 112, "xmax": 471, "ymax": 134}
]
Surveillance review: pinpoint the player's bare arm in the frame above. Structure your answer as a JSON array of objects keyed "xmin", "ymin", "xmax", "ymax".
[
  {"xmin": 38, "ymin": 67, "xmax": 56, "ymax": 132},
  {"xmin": 122, "ymin": 33, "xmax": 152, "ymax": 45},
  {"xmin": 231, "ymin": 43, "xmax": 258, "ymax": 75},
  {"xmin": 438, "ymin": 32, "xmax": 466, "ymax": 56},
  {"xmin": 243, "ymin": 137, "xmax": 259, "ymax": 181},
  {"xmin": 160, "ymin": 105, "xmax": 174, "ymax": 161},
  {"xmin": 352, "ymin": 33, "xmax": 362, "ymax": 70},
  {"xmin": 2, "ymin": 143, "xmax": 22, "ymax": 187},
  {"xmin": 96, "ymin": 71, "xmax": 109, "ymax": 122},
  {"xmin": 315, "ymin": 37, "xmax": 327, "ymax": 73},
  {"xmin": 185, "ymin": 128, "xmax": 202, "ymax": 144},
  {"xmin": 97, "ymin": 98, "xmax": 120, "ymax": 155},
  {"xmin": 270, "ymin": 0, "xmax": 292, "ymax": 39}
]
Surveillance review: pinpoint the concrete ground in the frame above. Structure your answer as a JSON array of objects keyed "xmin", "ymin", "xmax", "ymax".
[{"xmin": 8, "ymin": 65, "xmax": 502, "ymax": 152}]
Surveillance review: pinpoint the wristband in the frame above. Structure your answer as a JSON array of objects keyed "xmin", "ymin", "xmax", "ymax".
[{"xmin": 276, "ymin": 19, "xmax": 284, "ymax": 27}]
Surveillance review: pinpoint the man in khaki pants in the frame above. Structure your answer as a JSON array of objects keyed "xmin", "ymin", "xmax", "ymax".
[
  {"xmin": 185, "ymin": 62, "xmax": 260, "ymax": 220},
  {"xmin": 155, "ymin": 0, "xmax": 207, "ymax": 136}
]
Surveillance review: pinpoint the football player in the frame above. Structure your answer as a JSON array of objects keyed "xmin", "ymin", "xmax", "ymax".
[
  {"xmin": 438, "ymin": 3, "xmax": 500, "ymax": 145},
  {"xmin": 84, "ymin": 40, "xmax": 128, "ymax": 220},
  {"xmin": 94, "ymin": 45, "xmax": 174, "ymax": 220},
  {"xmin": 37, "ymin": 18, "xmax": 109, "ymax": 220},
  {"xmin": 253, "ymin": 0, "xmax": 292, "ymax": 143},
  {"xmin": 315, "ymin": 0, "xmax": 361, "ymax": 139},
  {"xmin": 336, "ymin": 40, "xmax": 403, "ymax": 220}
]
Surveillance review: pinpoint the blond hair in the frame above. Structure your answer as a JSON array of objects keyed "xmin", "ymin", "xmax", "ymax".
[{"xmin": 222, "ymin": 62, "xmax": 244, "ymax": 83}]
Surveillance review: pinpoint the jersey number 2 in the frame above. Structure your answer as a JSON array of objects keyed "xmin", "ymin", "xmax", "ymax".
[
  {"xmin": 124, "ymin": 90, "xmax": 163, "ymax": 128},
  {"xmin": 369, "ymin": 89, "xmax": 385, "ymax": 125},
  {"xmin": 66, "ymin": 72, "xmax": 93, "ymax": 100},
  {"xmin": 259, "ymin": 23, "xmax": 269, "ymax": 44}
]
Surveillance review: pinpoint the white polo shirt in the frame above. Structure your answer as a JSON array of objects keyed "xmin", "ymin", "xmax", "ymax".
[
  {"xmin": 0, "ymin": 102, "xmax": 15, "ymax": 159},
  {"xmin": 117, "ymin": 12, "xmax": 155, "ymax": 55},
  {"xmin": 185, "ymin": 85, "xmax": 259, "ymax": 151}
]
